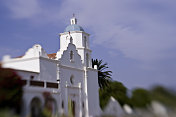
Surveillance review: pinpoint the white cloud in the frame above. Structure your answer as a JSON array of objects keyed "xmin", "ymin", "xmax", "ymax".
[
  {"xmin": 5, "ymin": 0, "xmax": 41, "ymax": 19},
  {"xmin": 3, "ymin": 0, "xmax": 61, "ymax": 25},
  {"xmin": 3, "ymin": 0, "xmax": 176, "ymax": 62},
  {"xmin": 57, "ymin": 0, "xmax": 176, "ymax": 62}
]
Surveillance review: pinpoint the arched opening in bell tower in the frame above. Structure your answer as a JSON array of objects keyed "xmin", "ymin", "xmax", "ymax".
[
  {"xmin": 84, "ymin": 36, "xmax": 87, "ymax": 48},
  {"xmin": 86, "ymin": 53, "xmax": 89, "ymax": 67}
]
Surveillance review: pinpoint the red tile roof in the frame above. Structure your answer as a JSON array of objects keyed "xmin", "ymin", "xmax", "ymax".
[
  {"xmin": 15, "ymin": 55, "xmax": 24, "ymax": 58},
  {"xmin": 47, "ymin": 53, "xmax": 56, "ymax": 59}
]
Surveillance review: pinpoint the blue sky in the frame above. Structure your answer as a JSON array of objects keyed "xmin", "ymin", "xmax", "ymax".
[{"xmin": 0, "ymin": 0, "xmax": 176, "ymax": 89}]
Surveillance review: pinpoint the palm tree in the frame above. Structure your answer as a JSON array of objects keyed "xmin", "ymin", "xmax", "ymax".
[{"xmin": 92, "ymin": 59, "xmax": 112, "ymax": 89}]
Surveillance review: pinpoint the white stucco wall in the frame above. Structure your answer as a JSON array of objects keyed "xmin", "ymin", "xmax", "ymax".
[
  {"xmin": 60, "ymin": 32, "xmax": 86, "ymax": 50},
  {"xmin": 2, "ymin": 57, "xmax": 40, "ymax": 73},
  {"xmin": 39, "ymin": 58, "xmax": 57, "ymax": 81},
  {"xmin": 17, "ymin": 70, "xmax": 39, "ymax": 81},
  {"xmin": 60, "ymin": 32, "xmax": 90, "ymax": 51},
  {"xmin": 87, "ymin": 68, "xmax": 100, "ymax": 116}
]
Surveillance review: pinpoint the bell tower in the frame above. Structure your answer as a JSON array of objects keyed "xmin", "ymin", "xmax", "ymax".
[{"xmin": 59, "ymin": 16, "xmax": 92, "ymax": 67}]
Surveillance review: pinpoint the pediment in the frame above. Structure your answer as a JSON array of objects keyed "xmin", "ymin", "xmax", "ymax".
[
  {"xmin": 23, "ymin": 44, "xmax": 48, "ymax": 58},
  {"xmin": 59, "ymin": 43, "xmax": 83, "ymax": 69}
]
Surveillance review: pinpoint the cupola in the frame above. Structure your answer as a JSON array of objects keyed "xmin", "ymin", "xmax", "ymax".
[{"xmin": 64, "ymin": 15, "xmax": 84, "ymax": 32}]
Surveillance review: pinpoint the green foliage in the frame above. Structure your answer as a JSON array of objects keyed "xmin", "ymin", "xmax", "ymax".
[
  {"xmin": 129, "ymin": 86, "xmax": 176, "ymax": 108},
  {"xmin": 99, "ymin": 80, "xmax": 176, "ymax": 110},
  {"xmin": 95, "ymin": 59, "xmax": 176, "ymax": 110},
  {"xmin": 92, "ymin": 59, "xmax": 112, "ymax": 89},
  {"xmin": 68, "ymin": 97, "xmax": 74, "ymax": 117},
  {"xmin": 0, "ymin": 66, "xmax": 24, "ymax": 113},
  {"xmin": 150, "ymin": 85, "xmax": 176, "ymax": 108},
  {"xmin": 99, "ymin": 81, "xmax": 129, "ymax": 109},
  {"xmin": 130, "ymin": 88, "xmax": 152, "ymax": 108},
  {"xmin": 0, "ymin": 109, "xmax": 19, "ymax": 117}
]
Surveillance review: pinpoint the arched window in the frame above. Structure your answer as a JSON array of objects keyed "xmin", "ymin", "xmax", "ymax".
[
  {"xmin": 70, "ymin": 75, "xmax": 74, "ymax": 85},
  {"xmin": 62, "ymin": 100, "xmax": 64, "ymax": 109},
  {"xmin": 44, "ymin": 98, "xmax": 57, "ymax": 115},
  {"xmin": 82, "ymin": 102, "xmax": 84, "ymax": 108},
  {"xmin": 82, "ymin": 101, "xmax": 85, "ymax": 116},
  {"xmin": 86, "ymin": 53, "xmax": 89, "ymax": 67},
  {"xmin": 70, "ymin": 51, "xmax": 74, "ymax": 61},
  {"xmin": 84, "ymin": 36, "xmax": 87, "ymax": 48},
  {"xmin": 30, "ymin": 97, "xmax": 42, "ymax": 117}
]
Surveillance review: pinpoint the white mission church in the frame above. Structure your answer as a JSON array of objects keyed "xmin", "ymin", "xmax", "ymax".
[{"xmin": 2, "ymin": 16, "xmax": 100, "ymax": 117}]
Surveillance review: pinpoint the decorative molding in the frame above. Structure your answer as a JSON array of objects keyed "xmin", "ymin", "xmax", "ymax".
[
  {"xmin": 59, "ymin": 31, "xmax": 90, "ymax": 36},
  {"xmin": 76, "ymin": 48, "xmax": 92, "ymax": 52},
  {"xmin": 87, "ymin": 67, "xmax": 98, "ymax": 72},
  {"xmin": 16, "ymin": 69, "xmax": 39, "ymax": 74},
  {"xmin": 2, "ymin": 57, "xmax": 40, "ymax": 63},
  {"xmin": 66, "ymin": 85, "xmax": 82, "ymax": 89},
  {"xmin": 2, "ymin": 55, "xmax": 58, "ymax": 64},
  {"xmin": 23, "ymin": 87, "xmax": 60, "ymax": 94},
  {"xmin": 40, "ymin": 56, "xmax": 58, "ymax": 63},
  {"xmin": 59, "ymin": 64, "xmax": 84, "ymax": 71}
]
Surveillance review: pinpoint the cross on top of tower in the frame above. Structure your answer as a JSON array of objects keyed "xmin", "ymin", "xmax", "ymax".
[{"xmin": 73, "ymin": 13, "xmax": 75, "ymax": 17}]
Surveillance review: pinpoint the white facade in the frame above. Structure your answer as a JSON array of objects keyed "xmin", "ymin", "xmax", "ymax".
[{"xmin": 2, "ymin": 17, "xmax": 100, "ymax": 117}]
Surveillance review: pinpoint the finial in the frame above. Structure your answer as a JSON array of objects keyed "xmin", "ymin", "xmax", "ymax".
[{"xmin": 73, "ymin": 13, "xmax": 75, "ymax": 17}]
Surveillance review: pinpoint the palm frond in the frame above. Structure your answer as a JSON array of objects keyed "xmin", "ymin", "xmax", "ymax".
[{"xmin": 92, "ymin": 59, "xmax": 112, "ymax": 89}]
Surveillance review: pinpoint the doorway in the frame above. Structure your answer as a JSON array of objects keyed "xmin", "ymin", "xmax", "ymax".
[{"xmin": 71, "ymin": 100, "xmax": 76, "ymax": 117}]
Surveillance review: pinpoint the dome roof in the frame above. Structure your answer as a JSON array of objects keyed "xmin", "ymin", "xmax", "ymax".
[{"xmin": 64, "ymin": 24, "xmax": 84, "ymax": 32}]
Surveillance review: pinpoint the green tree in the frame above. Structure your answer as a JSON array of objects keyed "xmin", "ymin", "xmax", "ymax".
[
  {"xmin": 0, "ymin": 66, "xmax": 24, "ymax": 113},
  {"xmin": 150, "ymin": 85, "xmax": 176, "ymax": 108},
  {"xmin": 92, "ymin": 59, "xmax": 112, "ymax": 89},
  {"xmin": 130, "ymin": 88, "xmax": 151, "ymax": 108},
  {"xmin": 99, "ymin": 81, "xmax": 129, "ymax": 109}
]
